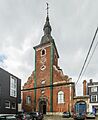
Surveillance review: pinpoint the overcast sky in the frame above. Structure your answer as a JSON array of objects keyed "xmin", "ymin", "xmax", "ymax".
[{"xmin": 0, "ymin": 0, "xmax": 98, "ymax": 95}]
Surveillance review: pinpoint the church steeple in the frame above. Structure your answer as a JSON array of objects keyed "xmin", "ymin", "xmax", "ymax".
[
  {"xmin": 34, "ymin": 3, "xmax": 59, "ymax": 58},
  {"xmin": 43, "ymin": 15, "xmax": 52, "ymax": 35},
  {"xmin": 40, "ymin": 3, "xmax": 53, "ymax": 44},
  {"xmin": 43, "ymin": 3, "xmax": 52, "ymax": 35}
]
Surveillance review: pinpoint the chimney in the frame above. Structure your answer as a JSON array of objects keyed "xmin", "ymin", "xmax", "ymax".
[
  {"xmin": 90, "ymin": 79, "xmax": 93, "ymax": 84},
  {"xmin": 83, "ymin": 80, "xmax": 87, "ymax": 96}
]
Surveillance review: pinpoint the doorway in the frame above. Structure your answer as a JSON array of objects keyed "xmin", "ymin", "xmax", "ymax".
[
  {"xmin": 43, "ymin": 104, "xmax": 46, "ymax": 114},
  {"xmin": 39, "ymin": 100, "xmax": 47, "ymax": 114}
]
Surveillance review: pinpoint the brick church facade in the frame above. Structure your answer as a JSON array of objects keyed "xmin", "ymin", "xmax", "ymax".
[{"xmin": 22, "ymin": 14, "xmax": 75, "ymax": 114}]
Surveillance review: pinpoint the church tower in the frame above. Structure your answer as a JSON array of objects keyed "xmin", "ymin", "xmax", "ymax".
[{"xmin": 33, "ymin": 6, "xmax": 59, "ymax": 112}]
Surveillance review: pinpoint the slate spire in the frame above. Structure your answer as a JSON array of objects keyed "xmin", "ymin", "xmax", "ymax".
[
  {"xmin": 40, "ymin": 3, "xmax": 53, "ymax": 44},
  {"xmin": 43, "ymin": 15, "xmax": 52, "ymax": 35},
  {"xmin": 43, "ymin": 3, "xmax": 52, "ymax": 35}
]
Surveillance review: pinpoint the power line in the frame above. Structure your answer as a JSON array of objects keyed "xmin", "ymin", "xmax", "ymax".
[
  {"xmin": 80, "ymin": 39, "xmax": 98, "ymax": 80},
  {"xmin": 76, "ymin": 27, "xmax": 98, "ymax": 85}
]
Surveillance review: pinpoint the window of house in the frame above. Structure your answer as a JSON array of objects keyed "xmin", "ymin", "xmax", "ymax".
[
  {"xmin": 91, "ymin": 87, "xmax": 97, "ymax": 92},
  {"xmin": 12, "ymin": 102, "xmax": 16, "ymax": 109},
  {"xmin": 41, "ymin": 49, "xmax": 46, "ymax": 56},
  {"xmin": 10, "ymin": 76, "xmax": 17, "ymax": 97},
  {"xmin": 26, "ymin": 96, "xmax": 31, "ymax": 104},
  {"xmin": 91, "ymin": 95, "xmax": 97, "ymax": 102},
  {"xmin": 58, "ymin": 91, "xmax": 64, "ymax": 104},
  {"xmin": 5, "ymin": 100, "xmax": 10, "ymax": 108}
]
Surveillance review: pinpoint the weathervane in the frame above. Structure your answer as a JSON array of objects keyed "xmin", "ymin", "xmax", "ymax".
[{"xmin": 46, "ymin": 2, "xmax": 49, "ymax": 16}]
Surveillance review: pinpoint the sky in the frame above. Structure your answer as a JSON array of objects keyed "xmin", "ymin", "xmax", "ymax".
[{"xmin": 0, "ymin": 0, "xmax": 98, "ymax": 95}]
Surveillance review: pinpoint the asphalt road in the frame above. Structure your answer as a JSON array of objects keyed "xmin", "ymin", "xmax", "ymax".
[{"xmin": 43, "ymin": 115, "xmax": 98, "ymax": 120}]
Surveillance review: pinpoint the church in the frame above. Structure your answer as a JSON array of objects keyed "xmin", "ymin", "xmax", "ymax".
[{"xmin": 22, "ymin": 8, "xmax": 75, "ymax": 114}]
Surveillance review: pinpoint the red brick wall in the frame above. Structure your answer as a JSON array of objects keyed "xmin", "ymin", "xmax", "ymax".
[
  {"xmin": 23, "ymin": 84, "xmax": 74, "ymax": 112},
  {"xmin": 35, "ymin": 87, "xmax": 51, "ymax": 112},
  {"xmin": 22, "ymin": 90, "xmax": 34, "ymax": 112},
  {"xmin": 36, "ymin": 45, "xmax": 51, "ymax": 87},
  {"xmin": 53, "ymin": 49, "xmax": 58, "ymax": 67},
  {"xmin": 53, "ymin": 85, "xmax": 72, "ymax": 112},
  {"xmin": 53, "ymin": 67, "xmax": 63, "ymax": 83},
  {"xmin": 35, "ymin": 44, "xmax": 52, "ymax": 112},
  {"xmin": 22, "ymin": 78, "xmax": 34, "ymax": 112}
]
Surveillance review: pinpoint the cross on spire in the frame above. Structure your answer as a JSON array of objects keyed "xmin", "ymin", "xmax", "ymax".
[{"xmin": 46, "ymin": 2, "xmax": 49, "ymax": 16}]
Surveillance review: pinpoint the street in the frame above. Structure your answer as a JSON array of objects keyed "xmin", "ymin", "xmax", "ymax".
[{"xmin": 43, "ymin": 115, "xmax": 98, "ymax": 120}]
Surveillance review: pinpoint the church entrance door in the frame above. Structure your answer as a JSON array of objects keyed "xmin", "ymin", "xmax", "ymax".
[
  {"xmin": 43, "ymin": 104, "xmax": 46, "ymax": 114},
  {"xmin": 39, "ymin": 100, "xmax": 47, "ymax": 114}
]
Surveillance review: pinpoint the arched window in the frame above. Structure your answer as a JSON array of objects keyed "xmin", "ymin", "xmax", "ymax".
[
  {"xmin": 41, "ymin": 49, "xmax": 46, "ymax": 56},
  {"xmin": 26, "ymin": 96, "xmax": 31, "ymax": 104},
  {"xmin": 58, "ymin": 91, "xmax": 64, "ymax": 104}
]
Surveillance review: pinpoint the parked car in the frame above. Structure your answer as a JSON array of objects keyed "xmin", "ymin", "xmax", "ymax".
[
  {"xmin": 62, "ymin": 112, "xmax": 71, "ymax": 118},
  {"xmin": 0, "ymin": 115, "xmax": 16, "ymax": 120},
  {"xmin": 15, "ymin": 112, "xmax": 24, "ymax": 120},
  {"xmin": 16, "ymin": 112, "xmax": 32, "ymax": 120},
  {"xmin": 29, "ymin": 112, "xmax": 43, "ymax": 120},
  {"xmin": 23, "ymin": 113, "xmax": 32, "ymax": 120},
  {"xmin": 73, "ymin": 112, "xmax": 86, "ymax": 120},
  {"xmin": 86, "ymin": 112, "xmax": 95, "ymax": 119}
]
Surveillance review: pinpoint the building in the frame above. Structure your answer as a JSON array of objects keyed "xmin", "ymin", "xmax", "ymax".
[
  {"xmin": 22, "ymin": 13, "xmax": 75, "ymax": 114},
  {"xmin": 72, "ymin": 80, "xmax": 90, "ymax": 113},
  {"xmin": 0, "ymin": 67, "xmax": 21, "ymax": 114},
  {"xmin": 73, "ymin": 96, "xmax": 90, "ymax": 112},
  {"xmin": 87, "ymin": 79, "xmax": 98, "ymax": 114}
]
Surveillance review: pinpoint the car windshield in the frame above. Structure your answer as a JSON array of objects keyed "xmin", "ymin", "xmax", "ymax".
[
  {"xmin": 88, "ymin": 112, "xmax": 93, "ymax": 115},
  {"xmin": 63, "ymin": 112, "xmax": 69, "ymax": 113}
]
